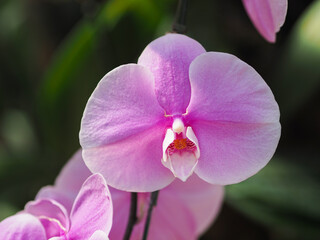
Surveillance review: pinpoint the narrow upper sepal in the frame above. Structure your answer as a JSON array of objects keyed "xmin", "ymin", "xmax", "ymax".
[{"xmin": 138, "ymin": 33, "xmax": 206, "ymax": 115}]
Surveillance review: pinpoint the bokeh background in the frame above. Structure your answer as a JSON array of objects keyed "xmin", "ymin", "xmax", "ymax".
[{"xmin": 0, "ymin": 0, "xmax": 320, "ymax": 239}]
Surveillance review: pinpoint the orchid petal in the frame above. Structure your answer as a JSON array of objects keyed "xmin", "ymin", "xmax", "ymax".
[
  {"xmin": 83, "ymin": 124, "xmax": 175, "ymax": 192},
  {"xmin": 0, "ymin": 213, "xmax": 46, "ymax": 240},
  {"xmin": 55, "ymin": 150, "xmax": 91, "ymax": 192},
  {"xmin": 193, "ymin": 120, "xmax": 280, "ymax": 184},
  {"xmin": 80, "ymin": 64, "xmax": 164, "ymax": 149},
  {"xmin": 138, "ymin": 33, "xmax": 205, "ymax": 115},
  {"xmin": 117, "ymin": 191, "xmax": 197, "ymax": 240},
  {"xmin": 187, "ymin": 52, "xmax": 280, "ymax": 184},
  {"xmin": 109, "ymin": 178, "xmax": 221, "ymax": 240},
  {"xmin": 166, "ymin": 151, "xmax": 198, "ymax": 182},
  {"xmin": 36, "ymin": 150, "xmax": 92, "ymax": 213},
  {"xmin": 147, "ymin": 190, "xmax": 197, "ymax": 240},
  {"xmin": 108, "ymin": 188, "xmax": 130, "ymax": 240},
  {"xmin": 242, "ymin": 0, "xmax": 288, "ymax": 42},
  {"xmin": 186, "ymin": 127, "xmax": 200, "ymax": 159},
  {"xmin": 36, "ymin": 186, "xmax": 74, "ymax": 214},
  {"xmin": 187, "ymin": 52, "xmax": 280, "ymax": 124},
  {"xmin": 89, "ymin": 230, "xmax": 109, "ymax": 240},
  {"xmin": 164, "ymin": 175, "xmax": 224, "ymax": 235},
  {"xmin": 162, "ymin": 129, "xmax": 175, "ymax": 162},
  {"xmin": 25, "ymin": 199, "xmax": 69, "ymax": 238},
  {"xmin": 68, "ymin": 174, "xmax": 112, "ymax": 240}
]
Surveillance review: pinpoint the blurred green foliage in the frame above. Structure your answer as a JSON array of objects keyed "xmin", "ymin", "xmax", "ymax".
[{"xmin": 0, "ymin": 0, "xmax": 320, "ymax": 239}]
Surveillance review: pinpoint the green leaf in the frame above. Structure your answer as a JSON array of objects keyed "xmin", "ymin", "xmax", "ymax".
[
  {"xmin": 275, "ymin": 0, "xmax": 320, "ymax": 119},
  {"xmin": 226, "ymin": 159, "xmax": 320, "ymax": 239},
  {"xmin": 0, "ymin": 202, "xmax": 18, "ymax": 221},
  {"xmin": 39, "ymin": 0, "xmax": 134, "ymax": 108}
]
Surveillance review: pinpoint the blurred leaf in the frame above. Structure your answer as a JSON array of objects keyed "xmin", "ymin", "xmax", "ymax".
[
  {"xmin": 40, "ymin": 0, "xmax": 132, "ymax": 108},
  {"xmin": 40, "ymin": 0, "xmax": 165, "ymax": 109},
  {"xmin": 0, "ymin": 202, "xmax": 18, "ymax": 221},
  {"xmin": 0, "ymin": 110, "xmax": 38, "ymax": 157},
  {"xmin": 226, "ymin": 159, "xmax": 320, "ymax": 239},
  {"xmin": 276, "ymin": 0, "xmax": 320, "ymax": 119},
  {"xmin": 0, "ymin": 0, "xmax": 25, "ymax": 40}
]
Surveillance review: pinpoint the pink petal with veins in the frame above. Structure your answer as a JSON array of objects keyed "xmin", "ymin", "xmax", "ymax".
[
  {"xmin": 68, "ymin": 174, "xmax": 112, "ymax": 240},
  {"xmin": 80, "ymin": 64, "xmax": 175, "ymax": 191},
  {"xmin": 187, "ymin": 52, "xmax": 280, "ymax": 124},
  {"xmin": 0, "ymin": 213, "xmax": 46, "ymax": 240},
  {"xmin": 83, "ymin": 124, "xmax": 175, "ymax": 192},
  {"xmin": 80, "ymin": 64, "xmax": 164, "ymax": 148},
  {"xmin": 25, "ymin": 199, "xmax": 69, "ymax": 238},
  {"xmin": 36, "ymin": 186, "xmax": 74, "ymax": 214},
  {"xmin": 138, "ymin": 33, "xmax": 205, "ymax": 115},
  {"xmin": 164, "ymin": 174, "xmax": 224, "ymax": 235},
  {"xmin": 242, "ymin": 0, "xmax": 288, "ymax": 42},
  {"xmin": 187, "ymin": 52, "xmax": 280, "ymax": 184}
]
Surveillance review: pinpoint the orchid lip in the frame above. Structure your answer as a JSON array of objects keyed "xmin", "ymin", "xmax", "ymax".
[
  {"xmin": 38, "ymin": 215, "xmax": 67, "ymax": 236},
  {"xmin": 162, "ymin": 119, "xmax": 200, "ymax": 181}
]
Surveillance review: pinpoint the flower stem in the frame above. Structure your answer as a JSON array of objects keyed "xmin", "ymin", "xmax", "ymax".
[
  {"xmin": 142, "ymin": 191, "xmax": 160, "ymax": 240},
  {"xmin": 172, "ymin": 0, "xmax": 188, "ymax": 33},
  {"xmin": 123, "ymin": 192, "xmax": 138, "ymax": 240}
]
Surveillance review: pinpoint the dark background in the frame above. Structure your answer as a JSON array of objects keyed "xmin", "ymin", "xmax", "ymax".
[{"xmin": 0, "ymin": 0, "xmax": 320, "ymax": 239}]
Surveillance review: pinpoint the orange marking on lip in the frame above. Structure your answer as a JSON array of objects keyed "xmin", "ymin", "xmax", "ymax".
[{"xmin": 173, "ymin": 139, "xmax": 187, "ymax": 150}]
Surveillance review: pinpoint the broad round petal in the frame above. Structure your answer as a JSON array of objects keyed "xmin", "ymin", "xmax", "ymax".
[
  {"xmin": 68, "ymin": 174, "xmax": 112, "ymax": 240},
  {"xmin": 242, "ymin": 0, "xmax": 288, "ymax": 42},
  {"xmin": 80, "ymin": 64, "xmax": 164, "ymax": 149},
  {"xmin": 163, "ymin": 175, "xmax": 224, "ymax": 235},
  {"xmin": 187, "ymin": 52, "xmax": 280, "ymax": 124},
  {"xmin": 138, "ymin": 33, "xmax": 206, "ymax": 115},
  {"xmin": 193, "ymin": 120, "xmax": 280, "ymax": 184},
  {"xmin": 0, "ymin": 213, "xmax": 46, "ymax": 240},
  {"xmin": 83, "ymin": 123, "xmax": 175, "ymax": 192},
  {"xmin": 187, "ymin": 52, "xmax": 280, "ymax": 185}
]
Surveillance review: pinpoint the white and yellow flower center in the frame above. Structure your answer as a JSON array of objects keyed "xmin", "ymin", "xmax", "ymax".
[{"xmin": 162, "ymin": 118, "xmax": 200, "ymax": 181}]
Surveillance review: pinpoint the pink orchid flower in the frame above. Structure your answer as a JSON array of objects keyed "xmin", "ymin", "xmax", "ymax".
[
  {"xmin": 37, "ymin": 150, "xmax": 224, "ymax": 240},
  {"xmin": 80, "ymin": 33, "xmax": 281, "ymax": 192},
  {"xmin": 242, "ymin": 0, "xmax": 288, "ymax": 42},
  {"xmin": 0, "ymin": 173, "xmax": 112, "ymax": 240}
]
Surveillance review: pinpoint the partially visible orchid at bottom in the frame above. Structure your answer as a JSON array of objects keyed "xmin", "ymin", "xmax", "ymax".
[
  {"xmin": 35, "ymin": 150, "xmax": 224, "ymax": 239},
  {"xmin": 0, "ymin": 172, "xmax": 112, "ymax": 240}
]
